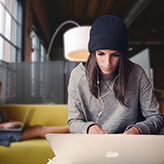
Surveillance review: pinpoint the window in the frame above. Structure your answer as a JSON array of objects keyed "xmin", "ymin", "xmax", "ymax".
[
  {"xmin": 31, "ymin": 28, "xmax": 46, "ymax": 62},
  {"xmin": 0, "ymin": 0, "xmax": 23, "ymax": 62}
]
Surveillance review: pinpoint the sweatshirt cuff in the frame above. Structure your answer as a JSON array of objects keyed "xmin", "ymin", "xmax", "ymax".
[
  {"xmin": 83, "ymin": 122, "xmax": 97, "ymax": 134},
  {"xmin": 125, "ymin": 123, "xmax": 150, "ymax": 134},
  {"xmin": 134, "ymin": 122, "xmax": 150, "ymax": 134},
  {"xmin": 86, "ymin": 123, "xmax": 98, "ymax": 134}
]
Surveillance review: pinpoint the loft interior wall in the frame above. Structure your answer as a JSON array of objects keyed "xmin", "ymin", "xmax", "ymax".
[
  {"xmin": 128, "ymin": 44, "xmax": 164, "ymax": 90},
  {"xmin": 149, "ymin": 45, "xmax": 164, "ymax": 89},
  {"xmin": 23, "ymin": 0, "xmax": 164, "ymax": 91}
]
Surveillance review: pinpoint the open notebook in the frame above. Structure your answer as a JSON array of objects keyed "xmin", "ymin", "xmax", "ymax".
[
  {"xmin": 0, "ymin": 108, "xmax": 35, "ymax": 131},
  {"xmin": 46, "ymin": 134, "xmax": 164, "ymax": 164}
]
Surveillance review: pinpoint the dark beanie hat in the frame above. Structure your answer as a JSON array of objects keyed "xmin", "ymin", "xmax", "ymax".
[{"xmin": 88, "ymin": 15, "xmax": 128, "ymax": 55}]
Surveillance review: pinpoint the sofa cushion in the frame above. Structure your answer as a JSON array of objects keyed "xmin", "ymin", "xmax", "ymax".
[{"xmin": 0, "ymin": 138, "xmax": 55, "ymax": 164}]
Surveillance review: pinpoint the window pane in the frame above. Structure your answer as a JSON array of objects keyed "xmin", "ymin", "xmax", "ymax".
[
  {"xmin": 4, "ymin": 40, "xmax": 10, "ymax": 62},
  {"xmin": 32, "ymin": 26, "xmax": 47, "ymax": 62},
  {"xmin": 0, "ymin": 0, "xmax": 22, "ymax": 62},
  {"xmin": 12, "ymin": 0, "xmax": 17, "ymax": 20},
  {"xmin": 31, "ymin": 30, "xmax": 41, "ymax": 61},
  {"xmin": 5, "ymin": 0, "xmax": 12, "ymax": 13},
  {"xmin": 32, "ymin": 34, "xmax": 35, "ymax": 46},
  {"xmin": 31, "ymin": 51, "xmax": 35, "ymax": 62},
  {"xmin": 10, "ymin": 45, "xmax": 16, "ymax": 62},
  {"xmin": 5, "ymin": 10, "xmax": 11, "ymax": 41},
  {"xmin": 11, "ymin": 17, "xmax": 13, "ymax": 43},
  {"xmin": 1, "ymin": 0, "xmax": 5, "ymax": 6},
  {"xmin": 11, "ymin": 18, "xmax": 17, "ymax": 45},
  {"xmin": 41, "ymin": 44, "xmax": 46, "ymax": 61},
  {"xmin": 36, "ymin": 36, "xmax": 39, "ymax": 50},
  {"xmin": 32, "ymin": 31, "xmax": 36, "ymax": 47},
  {"xmin": 0, "ymin": 37, "xmax": 4, "ymax": 60},
  {"xmin": 32, "ymin": 49, "xmax": 39, "ymax": 62},
  {"xmin": 41, "ymin": 44, "xmax": 43, "ymax": 57},
  {"xmin": 36, "ymin": 49, "xmax": 39, "ymax": 61},
  {"xmin": 0, "ymin": 3, "xmax": 5, "ymax": 35},
  {"xmin": 33, "ymin": 49, "xmax": 37, "ymax": 62},
  {"xmin": 43, "ymin": 47, "xmax": 46, "ymax": 61}
]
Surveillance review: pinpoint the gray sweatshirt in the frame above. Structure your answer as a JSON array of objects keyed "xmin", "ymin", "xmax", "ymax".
[{"xmin": 67, "ymin": 62, "xmax": 164, "ymax": 134}]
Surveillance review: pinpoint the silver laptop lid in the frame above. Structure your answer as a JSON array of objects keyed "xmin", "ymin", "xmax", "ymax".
[
  {"xmin": 0, "ymin": 108, "xmax": 35, "ymax": 131},
  {"xmin": 46, "ymin": 134, "xmax": 164, "ymax": 164}
]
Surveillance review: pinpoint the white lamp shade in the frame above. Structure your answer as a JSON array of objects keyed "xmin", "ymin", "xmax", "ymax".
[{"xmin": 63, "ymin": 26, "xmax": 91, "ymax": 61}]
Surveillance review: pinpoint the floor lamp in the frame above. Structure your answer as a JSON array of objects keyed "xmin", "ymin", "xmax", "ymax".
[{"xmin": 46, "ymin": 20, "xmax": 91, "ymax": 62}]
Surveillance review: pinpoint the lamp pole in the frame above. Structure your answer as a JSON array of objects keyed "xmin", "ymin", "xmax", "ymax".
[{"xmin": 46, "ymin": 20, "xmax": 80, "ymax": 61}]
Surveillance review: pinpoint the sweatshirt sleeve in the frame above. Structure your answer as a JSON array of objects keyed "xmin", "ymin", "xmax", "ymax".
[
  {"xmin": 67, "ymin": 69, "xmax": 96, "ymax": 134},
  {"xmin": 133, "ymin": 69, "xmax": 164, "ymax": 134}
]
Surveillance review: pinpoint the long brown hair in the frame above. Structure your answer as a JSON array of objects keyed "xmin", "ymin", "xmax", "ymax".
[{"xmin": 85, "ymin": 51, "xmax": 133, "ymax": 106}]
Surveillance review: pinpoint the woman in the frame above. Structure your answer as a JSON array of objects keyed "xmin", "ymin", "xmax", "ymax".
[
  {"xmin": 0, "ymin": 81, "xmax": 70, "ymax": 146},
  {"xmin": 67, "ymin": 15, "xmax": 164, "ymax": 134}
]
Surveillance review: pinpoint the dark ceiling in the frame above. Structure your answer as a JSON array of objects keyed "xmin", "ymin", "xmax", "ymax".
[{"xmin": 45, "ymin": 0, "xmax": 164, "ymax": 57}]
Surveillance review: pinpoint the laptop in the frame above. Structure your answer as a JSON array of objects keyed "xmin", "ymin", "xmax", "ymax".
[
  {"xmin": 0, "ymin": 108, "xmax": 35, "ymax": 131},
  {"xmin": 45, "ymin": 134, "xmax": 164, "ymax": 164}
]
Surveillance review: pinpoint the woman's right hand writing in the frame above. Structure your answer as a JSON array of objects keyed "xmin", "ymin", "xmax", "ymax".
[{"xmin": 88, "ymin": 125, "xmax": 107, "ymax": 134}]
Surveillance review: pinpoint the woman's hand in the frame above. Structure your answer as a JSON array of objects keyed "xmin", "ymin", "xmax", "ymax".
[
  {"xmin": 0, "ymin": 121, "xmax": 23, "ymax": 129},
  {"xmin": 88, "ymin": 125, "xmax": 108, "ymax": 134},
  {"xmin": 123, "ymin": 126, "xmax": 141, "ymax": 135}
]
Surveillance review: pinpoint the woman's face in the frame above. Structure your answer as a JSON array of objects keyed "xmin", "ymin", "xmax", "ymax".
[{"xmin": 95, "ymin": 49, "xmax": 120, "ymax": 77}]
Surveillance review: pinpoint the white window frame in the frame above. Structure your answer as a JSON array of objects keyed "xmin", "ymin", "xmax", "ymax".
[{"xmin": 0, "ymin": 0, "xmax": 23, "ymax": 62}]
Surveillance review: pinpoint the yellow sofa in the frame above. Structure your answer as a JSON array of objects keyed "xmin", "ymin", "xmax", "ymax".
[{"xmin": 0, "ymin": 104, "xmax": 68, "ymax": 164}]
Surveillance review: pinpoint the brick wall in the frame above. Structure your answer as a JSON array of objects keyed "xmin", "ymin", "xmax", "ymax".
[
  {"xmin": 24, "ymin": 0, "xmax": 52, "ymax": 61},
  {"xmin": 24, "ymin": 0, "xmax": 33, "ymax": 61}
]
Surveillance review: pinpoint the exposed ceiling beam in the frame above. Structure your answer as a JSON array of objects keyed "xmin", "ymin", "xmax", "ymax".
[
  {"xmin": 129, "ymin": 31, "xmax": 164, "ymax": 44},
  {"xmin": 124, "ymin": 0, "xmax": 152, "ymax": 27}
]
